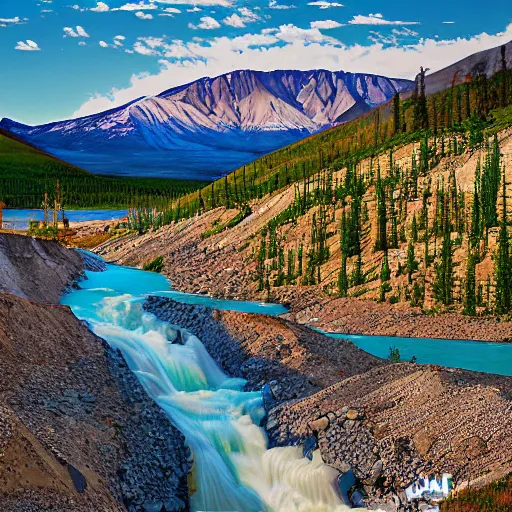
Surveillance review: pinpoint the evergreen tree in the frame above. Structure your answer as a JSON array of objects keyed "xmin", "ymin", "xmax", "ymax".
[
  {"xmin": 411, "ymin": 214, "xmax": 418, "ymax": 243},
  {"xmin": 407, "ymin": 241, "xmax": 418, "ymax": 284},
  {"xmin": 374, "ymin": 164, "xmax": 388, "ymax": 252},
  {"xmin": 338, "ymin": 207, "xmax": 349, "ymax": 296},
  {"xmin": 433, "ymin": 196, "xmax": 454, "ymax": 305},
  {"xmin": 393, "ymin": 92, "xmax": 401, "ymax": 135},
  {"xmin": 463, "ymin": 250, "xmax": 477, "ymax": 316},
  {"xmin": 494, "ymin": 171, "xmax": 512, "ymax": 314},
  {"xmin": 500, "ymin": 44, "xmax": 508, "ymax": 108}
]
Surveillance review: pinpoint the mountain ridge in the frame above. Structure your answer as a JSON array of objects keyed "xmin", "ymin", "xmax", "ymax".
[{"xmin": 0, "ymin": 69, "xmax": 413, "ymax": 180}]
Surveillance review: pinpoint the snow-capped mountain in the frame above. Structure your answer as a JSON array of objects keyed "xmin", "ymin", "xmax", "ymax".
[{"xmin": 1, "ymin": 69, "xmax": 413, "ymax": 180}]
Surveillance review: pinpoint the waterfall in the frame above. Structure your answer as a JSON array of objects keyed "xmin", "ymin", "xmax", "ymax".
[{"xmin": 63, "ymin": 264, "xmax": 372, "ymax": 511}]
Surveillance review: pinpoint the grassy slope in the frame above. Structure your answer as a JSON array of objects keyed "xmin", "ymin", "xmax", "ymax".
[
  {"xmin": 0, "ymin": 128, "xmax": 207, "ymax": 208},
  {"xmin": 441, "ymin": 473, "xmax": 512, "ymax": 512},
  {"xmin": 0, "ymin": 128, "xmax": 90, "ymax": 178}
]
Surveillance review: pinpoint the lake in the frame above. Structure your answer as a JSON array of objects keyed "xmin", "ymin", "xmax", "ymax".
[{"xmin": 0, "ymin": 209, "xmax": 127, "ymax": 230}]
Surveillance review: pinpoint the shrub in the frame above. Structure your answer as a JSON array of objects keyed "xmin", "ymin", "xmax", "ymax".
[
  {"xmin": 387, "ymin": 346, "xmax": 401, "ymax": 363},
  {"xmin": 143, "ymin": 256, "xmax": 164, "ymax": 273}
]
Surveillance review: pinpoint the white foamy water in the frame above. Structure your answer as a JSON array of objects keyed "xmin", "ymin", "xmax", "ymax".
[{"xmin": 62, "ymin": 264, "xmax": 370, "ymax": 511}]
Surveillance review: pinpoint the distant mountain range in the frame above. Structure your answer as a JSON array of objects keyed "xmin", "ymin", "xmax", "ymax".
[{"xmin": 0, "ymin": 70, "xmax": 412, "ymax": 180}]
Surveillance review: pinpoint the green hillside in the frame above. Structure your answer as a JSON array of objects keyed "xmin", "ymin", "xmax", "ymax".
[
  {"xmin": 0, "ymin": 129, "xmax": 207, "ymax": 209},
  {"xmin": 0, "ymin": 128, "xmax": 89, "ymax": 179},
  {"xmin": 153, "ymin": 54, "xmax": 512, "ymax": 223}
]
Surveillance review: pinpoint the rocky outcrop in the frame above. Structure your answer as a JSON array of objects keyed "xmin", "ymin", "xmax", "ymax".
[
  {"xmin": 0, "ymin": 292, "xmax": 190, "ymax": 511},
  {"xmin": 144, "ymin": 296, "xmax": 383, "ymax": 403},
  {"xmin": 0, "ymin": 233, "xmax": 83, "ymax": 303}
]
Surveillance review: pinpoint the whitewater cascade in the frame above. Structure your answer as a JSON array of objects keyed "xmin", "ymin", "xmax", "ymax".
[{"xmin": 62, "ymin": 263, "xmax": 368, "ymax": 511}]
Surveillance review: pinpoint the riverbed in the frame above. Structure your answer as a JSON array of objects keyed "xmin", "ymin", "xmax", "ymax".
[{"xmin": 62, "ymin": 262, "xmax": 360, "ymax": 512}]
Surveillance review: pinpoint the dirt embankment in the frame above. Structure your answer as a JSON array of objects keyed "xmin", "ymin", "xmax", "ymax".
[
  {"xmin": 0, "ymin": 234, "xmax": 190, "ymax": 511},
  {"xmin": 145, "ymin": 297, "xmax": 512, "ymax": 509},
  {"xmin": 290, "ymin": 296, "xmax": 512, "ymax": 342},
  {"xmin": 90, "ymin": 129, "xmax": 512, "ymax": 343},
  {"xmin": 0, "ymin": 233, "xmax": 84, "ymax": 304}
]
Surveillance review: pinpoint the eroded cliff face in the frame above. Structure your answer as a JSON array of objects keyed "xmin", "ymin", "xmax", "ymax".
[
  {"xmin": 0, "ymin": 235, "xmax": 190, "ymax": 511},
  {"xmin": 0, "ymin": 233, "xmax": 84, "ymax": 304}
]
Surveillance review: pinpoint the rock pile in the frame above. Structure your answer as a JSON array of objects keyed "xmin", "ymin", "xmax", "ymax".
[{"xmin": 144, "ymin": 296, "xmax": 382, "ymax": 399}]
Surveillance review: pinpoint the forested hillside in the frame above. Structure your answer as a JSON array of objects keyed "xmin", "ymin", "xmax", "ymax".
[
  {"xmin": 119, "ymin": 43, "xmax": 512, "ymax": 317},
  {"xmin": 0, "ymin": 129, "xmax": 206, "ymax": 209}
]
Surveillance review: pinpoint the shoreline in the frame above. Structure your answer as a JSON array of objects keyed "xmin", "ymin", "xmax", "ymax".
[{"xmin": 83, "ymin": 224, "xmax": 512, "ymax": 344}]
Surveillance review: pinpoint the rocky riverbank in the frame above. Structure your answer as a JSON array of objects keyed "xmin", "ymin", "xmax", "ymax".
[
  {"xmin": 145, "ymin": 296, "xmax": 512, "ymax": 511},
  {"xmin": 288, "ymin": 296, "xmax": 512, "ymax": 343},
  {"xmin": 144, "ymin": 296, "xmax": 383, "ymax": 403},
  {"xmin": 0, "ymin": 234, "xmax": 191, "ymax": 511},
  {"xmin": 92, "ymin": 225, "xmax": 512, "ymax": 343},
  {"xmin": 0, "ymin": 232, "xmax": 84, "ymax": 303}
]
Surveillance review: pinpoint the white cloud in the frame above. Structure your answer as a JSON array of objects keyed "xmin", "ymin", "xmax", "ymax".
[
  {"xmin": 348, "ymin": 13, "xmax": 419, "ymax": 26},
  {"xmin": 310, "ymin": 20, "xmax": 343, "ymax": 29},
  {"xmin": 135, "ymin": 11, "xmax": 154, "ymax": 19},
  {"xmin": 162, "ymin": 7, "xmax": 182, "ymax": 13},
  {"xmin": 268, "ymin": 0, "xmax": 296, "ymax": 9},
  {"xmin": 99, "ymin": 40, "xmax": 109, "ymax": 47},
  {"xmin": 307, "ymin": 1, "xmax": 343, "ymax": 9},
  {"xmin": 238, "ymin": 7, "xmax": 260, "ymax": 21},
  {"xmin": 63, "ymin": 26, "xmax": 90, "ymax": 38},
  {"xmin": 223, "ymin": 7, "xmax": 260, "ymax": 28},
  {"xmin": 15, "ymin": 40, "xmax": 40, "ymax": 51},
  {"xmin": 0, "ymin": 16, "xmax": 29, "ymax": 27},
  {"xmin": 73, "ymin": 22, "xmax": 512, "ymax": 120},
  {"xmin": 223, "ymin": 14, "xmax": 246, "ymax": 28},
  {"xmin": 118, "ymin": 2, "xmax": 157, "ymax": 10},
  {"xmin": 189, "ymin": 16, "xmax": 221, "ymax": 30},
  {"xmin": 91, "ymin": 2, "xmax": 110, "ymax": 12},
  {"xmin": 152, "ymin": 0, "xmax": 232, "ymax": 6},
  {"xmin": 443, "ymin": 21, "xmax": 455, "ymax": 24},
  {"xmin": 392, "ymin": 27, "xmax": 418, "ymax": 37}
]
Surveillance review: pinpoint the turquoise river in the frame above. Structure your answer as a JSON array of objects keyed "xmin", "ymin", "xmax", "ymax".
[{"xmin": 61, "ymin": 259, "xmax": 512, "ymax": 511}]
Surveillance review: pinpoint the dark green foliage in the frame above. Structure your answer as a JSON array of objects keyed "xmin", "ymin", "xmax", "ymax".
[
  {"xmin": 477, "ymin": 135, "xmax": 501, "ymax": 237},
  {"xmin": 406, "ymin": 241, "xmax": 418, "ymax": 284},
  {"xmin": 143, "ymin": 256, "xmax": 164, "ymax": 273},
  {"xmin": 494, "ymin": 171, "xmax": 512, "ymax": 314},
  {"xmin": 374, "ymin": 165, "xmax": 388, "ymax": 252},
  {"xmin": 433, "ymin": 196, "xmax": 454, "ymax": 305},
  {"xmin": 0, "ymin": 132, "xmax": 206, "ymax": 209},
  {"xmin": 387, "ymin": 346, "xmax": 401, "ymax": 363},
  {"xmin": 411, "ymin": 214, "xmax": 418, "ymax": 242},
  {"xmin": 463, "ymin": 250, "xmax": 477, "ymax": 316}
]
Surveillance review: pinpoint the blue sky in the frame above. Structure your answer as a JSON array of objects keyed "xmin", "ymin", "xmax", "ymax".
[{"xmin": 1, "ymin": 0, "xmax": 511, "ymax": 125}]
